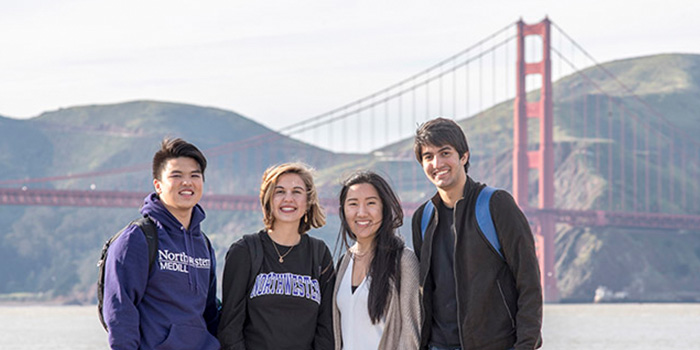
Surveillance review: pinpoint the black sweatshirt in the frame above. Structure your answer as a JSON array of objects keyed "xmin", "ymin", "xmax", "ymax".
[
  {"xmin": 218, "ymin": 230, "xmax": 335, "ymax": 350},
  {"xmin": 429, "ymin": 202, "xmax": 460, "ymax": 348}
]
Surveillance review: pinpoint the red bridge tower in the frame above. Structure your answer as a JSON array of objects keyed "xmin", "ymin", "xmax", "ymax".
[{"xmin": 513, "ymin": 18, "xmax": 559, "ymax": 302}]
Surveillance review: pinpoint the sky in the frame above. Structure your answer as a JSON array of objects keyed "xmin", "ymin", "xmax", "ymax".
[{"xmin": 1, "ymin": 0, "xmax": 698, "ymax": 130}]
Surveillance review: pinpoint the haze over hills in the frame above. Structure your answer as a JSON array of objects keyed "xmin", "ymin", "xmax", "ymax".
[{"xmin": 1, "ymin": 54, "xmax": 699, "ymax": 303}]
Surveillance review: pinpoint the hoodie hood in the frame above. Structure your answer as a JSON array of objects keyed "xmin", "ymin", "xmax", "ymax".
[
  {"xmin": 140, "ymin": 192, "xmax": 206, "ymax": 233},
  {"xmin": 140, "ymin": 192, "xmax": 207, "ymax": 292}
]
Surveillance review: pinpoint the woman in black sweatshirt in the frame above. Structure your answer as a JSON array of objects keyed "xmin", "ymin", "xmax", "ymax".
[{"xmin": 218, "ymin": 162, "xmax": 335, "ymax": 350}]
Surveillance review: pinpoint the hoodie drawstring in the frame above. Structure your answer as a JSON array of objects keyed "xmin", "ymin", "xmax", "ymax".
[{"xmin": 182, "ymin": 226, "xmax": 199, "ymax": 292}]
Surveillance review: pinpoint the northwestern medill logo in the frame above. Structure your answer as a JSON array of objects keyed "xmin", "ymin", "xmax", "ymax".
[{"xmin": 158, "ymin": 249, "xmax": 211, "ymax": 273}]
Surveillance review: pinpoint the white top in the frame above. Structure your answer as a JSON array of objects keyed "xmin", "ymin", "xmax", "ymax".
[{"xmin": 336, "ymin": 255, "xmax": 385, "ymax": 350}]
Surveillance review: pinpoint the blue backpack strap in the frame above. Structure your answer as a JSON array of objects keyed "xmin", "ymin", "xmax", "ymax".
[
  {"xmin": 476, "ymin": 186, "xmax": 504, "ymax": 260},
  {"xmin": 420, "ymin": 200, "xmax": 435, "ymax": 240}
]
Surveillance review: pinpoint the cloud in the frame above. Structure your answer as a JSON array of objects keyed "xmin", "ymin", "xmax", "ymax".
[{"xmin": 0, "ymin": 0, "xmax": 698, "ymax": 125}]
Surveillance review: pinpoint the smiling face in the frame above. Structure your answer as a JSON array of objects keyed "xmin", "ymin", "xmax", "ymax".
[
  {"xmin": 420, "ymin": 143, "xmax": 468, "ymax": 194},
  {"xmin": 270, "ymin": 173, "xmax": 309, "ymax": 228},
  {"xmin": 153, "ymin": 156, "xmax": 203, "ymax": 222},
  {"xmin": 343, "ymin": 182, "xmax": 383, "ymax": 245}
]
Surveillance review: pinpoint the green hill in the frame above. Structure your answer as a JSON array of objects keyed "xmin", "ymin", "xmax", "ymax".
[
  {"xmin": 1, "ymin": 54, "xmax": 700, "ymax": 303},
  {"xmin": 375, "ymin": 53, "xmax": 700, "ymax": 301},
  {"xmin": 0, "ymin": 101, "xmax": 366, "ymax": 302}
]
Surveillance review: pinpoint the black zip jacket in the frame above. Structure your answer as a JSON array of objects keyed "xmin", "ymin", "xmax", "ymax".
[{"xmin": 411, "ymin": 177, "xmax": 543, "ymax": 350}]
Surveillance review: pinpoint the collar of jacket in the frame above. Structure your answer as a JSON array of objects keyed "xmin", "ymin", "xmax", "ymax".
[{"xmin": 428, "ymin": 175, "xmax": 478, "ymax": 209}]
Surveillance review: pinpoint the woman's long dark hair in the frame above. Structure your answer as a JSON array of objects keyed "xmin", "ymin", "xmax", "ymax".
[{"xmin": 337, "ymin": 171, "xmax": 405, "ymax": 324}]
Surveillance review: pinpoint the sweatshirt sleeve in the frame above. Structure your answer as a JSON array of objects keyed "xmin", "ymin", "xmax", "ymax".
[
  {"xmin": 313, "ymin": 244, "xmax": 336, "ymax": 350},
  {"xmin": 102, "ymin": 225, "xmax": 150, "ymax": 350},
  {"xmin": 218, "ymin": 239, "xmax": 252, "ymax": 350},
  {"xmin": 204, "ymin": 242, "xmax": 220, "ymax": 336},
  {"xmin": 491, "ymin": 190, "xmax": 543, "ymax": 350},
  {"xmin": 398, "ymin": 249, "xmax": 422, "ymax": 350}
]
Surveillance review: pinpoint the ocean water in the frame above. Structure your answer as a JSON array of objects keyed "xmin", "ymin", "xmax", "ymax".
[
  {"xmin": 0, "ymin": 303, "xmax": 699, "ymax": 349},
  {"xmin": 542, "ymin": 303, "xmax": 700, "ymax": 349}
]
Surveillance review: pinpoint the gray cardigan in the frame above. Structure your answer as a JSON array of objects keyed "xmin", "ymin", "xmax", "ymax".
[{"xmin": 332, "ymin": 247, "xmax": 421, "ymax": 350}]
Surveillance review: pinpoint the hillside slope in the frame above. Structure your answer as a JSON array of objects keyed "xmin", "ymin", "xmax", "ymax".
[
  {"xmin": 0, "ymin": 101, "xmax": 362, "ymax": 301},
  {"xmin": 376, "ymin": 53, "xmax": 700, "ymax": 301},
  {"xmin": 1, "ymin": 54, "xmax": 699, "ymax": 303}
]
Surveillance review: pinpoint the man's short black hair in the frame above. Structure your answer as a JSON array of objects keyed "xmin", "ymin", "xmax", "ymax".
[
  {"xmin": 152, "ymin": 138, "xmax": 207, "ymax": 181},
  {"xmin": 414, "ymin": 117, "xmax": 470, "ymax": 172}
]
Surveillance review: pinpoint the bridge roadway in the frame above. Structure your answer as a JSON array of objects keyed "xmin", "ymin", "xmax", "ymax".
[{"xmin": 2, "ymin": 187, "xmax": 699, "ymax": 231}]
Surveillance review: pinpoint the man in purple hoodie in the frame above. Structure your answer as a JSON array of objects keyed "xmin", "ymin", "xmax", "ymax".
[{"xmin": 102, "ymin": 138, "xmax": 220, "ymax": 349}]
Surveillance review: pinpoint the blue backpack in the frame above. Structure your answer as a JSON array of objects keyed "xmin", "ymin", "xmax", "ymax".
[{"xmin": 420, "ymin": 186, "xmax": 504, "ymax": 259}]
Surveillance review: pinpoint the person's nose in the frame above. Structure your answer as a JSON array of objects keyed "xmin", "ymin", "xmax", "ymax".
[
  {"xmin": 430, "ymin": 156, "xmax": 441, "ymax": 169},
  {"xmin": 357, "ymin": 203, "xmax": 369, "ymax": 216}
]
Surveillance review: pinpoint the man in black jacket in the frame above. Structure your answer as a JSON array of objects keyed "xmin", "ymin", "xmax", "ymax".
[{"xmin": 411, "ymin": 117, "xmax": 542, "ymax": 350}]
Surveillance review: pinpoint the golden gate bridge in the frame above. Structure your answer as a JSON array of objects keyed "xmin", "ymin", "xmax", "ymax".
[{"xmin": 2, "ymin": 18, "xmax": 700, "ymax": 302}]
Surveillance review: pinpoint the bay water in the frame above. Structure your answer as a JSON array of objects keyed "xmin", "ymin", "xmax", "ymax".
[{"xmin": 1, "ymin": 303, "xmax": 698, "ymax": 349}]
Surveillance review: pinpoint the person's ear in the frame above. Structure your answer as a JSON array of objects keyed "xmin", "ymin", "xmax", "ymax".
[
  {"xmin": 153, "ymin": 178, "xmax": 161, "ymax": 194},
  {"xmin": 460, "ymin": 151, "xmax": 469, "ymax": 166}
]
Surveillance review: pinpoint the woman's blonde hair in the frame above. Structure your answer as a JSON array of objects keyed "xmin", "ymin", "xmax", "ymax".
[{"xmin": 260, "ymin": 162, "xmax": 326, "ymax": 233}]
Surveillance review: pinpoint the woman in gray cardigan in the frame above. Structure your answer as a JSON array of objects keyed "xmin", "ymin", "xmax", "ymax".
[{"xmin": 332, "ymin": 171, "xmax": 421, "ymax": 350}]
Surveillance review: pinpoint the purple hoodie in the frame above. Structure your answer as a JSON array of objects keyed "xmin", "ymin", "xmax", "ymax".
[{"xmin": 102, "ymin": 193, "xmax": 220, "ymax": 350}]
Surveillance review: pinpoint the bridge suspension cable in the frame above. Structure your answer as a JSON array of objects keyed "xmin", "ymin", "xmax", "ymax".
[
  {"xmin": 3, "ymin": 19, "xmax": 698, "ymax": 217},
  {"xmin": 549, "ymin": 21, "xmax": 700, "ymax": 215},
  {"xmin": 278, "ymin": 22, "xmax": 519, "ymax": 154}
]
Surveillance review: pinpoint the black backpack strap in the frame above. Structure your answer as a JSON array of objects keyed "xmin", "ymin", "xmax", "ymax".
[
  {"xmin": 242, "ymin": 232, "xmax": 263, "ymax": 290},
  {"xmin": 335, "ymin": 251, "xmax": 346, "ymax": 272},
  {"xmin": 98, "ymin": 216, "xmax": 157, "ymax": 332},
  {"xmin": 133, "ymin": 217, "xmax": 158, "ymax": 273},
  {"xmin": 310, "ymin": 236, "xmax": 332, "ymax": 280}
]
